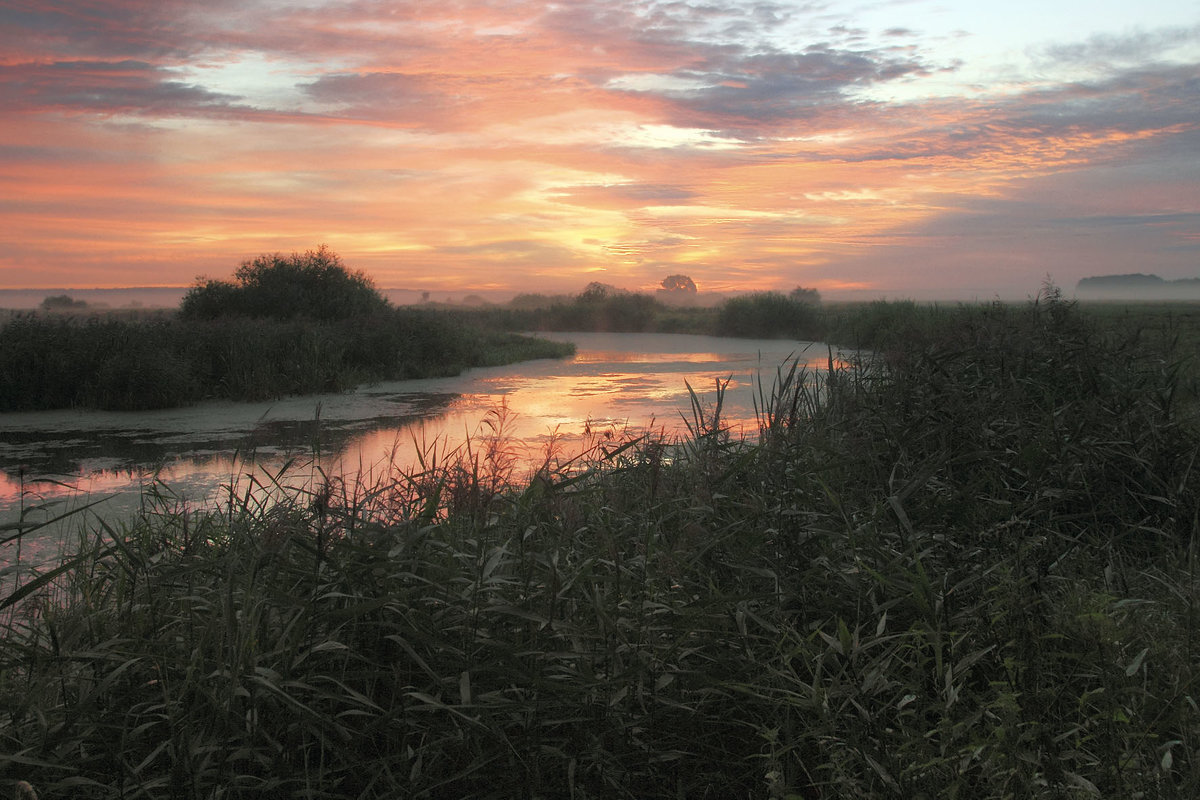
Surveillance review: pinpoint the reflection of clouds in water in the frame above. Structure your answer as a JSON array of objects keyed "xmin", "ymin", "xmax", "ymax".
[
  {"xmin": 572, "ymin": 351, "xmax": 729, "ymax": 365},
  {"xmin": 1, "ymin": 333, "xmax": 842, "ymax": 530},
  {"xmin": 567, "ymin": 374, "xmax": 653, "ymax": 397}
]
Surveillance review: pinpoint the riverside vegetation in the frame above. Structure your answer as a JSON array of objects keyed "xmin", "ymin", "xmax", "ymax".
[
  {"xmin": 4, "ymin": 286, "xmax": 1200, "ymax": 797},
  {"xmin": 0, "ymin": 273, "xmax": 830, "ymax": 414},
  {"xmin": 446, "ymin": 282, "xmax": 825, "ymax": 340},
  {"xmin": 0, "ymin": 248, "xmax": 574, "ymax": 412},
  {"xmin": 0, "ymin": 246, "xmax": 1045, "ymax": 414}
]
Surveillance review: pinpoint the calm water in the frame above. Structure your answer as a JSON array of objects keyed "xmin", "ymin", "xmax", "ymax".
[{"xmin": 1, "ymin": 332, "xmax": 839, "ymax": 570}]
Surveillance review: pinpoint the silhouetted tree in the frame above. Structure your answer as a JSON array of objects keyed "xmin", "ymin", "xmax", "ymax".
[
  {"xmin": 660, "ymin": 274, "xmax": 697, "ymax": 294},
  {"xmin": 578, "ymin": 282, "xmax": 618, "ymax": 303},
  {"xmin": 180, "ymin": 246, "xmax": 390, "ymax": 321},
  {"xmin": 789, "ymin": 286, "xmax": 821, "ymax": 305},
  {"xmin": 41, "ymin": 294, "xmax": 88, "ymax": 311}
]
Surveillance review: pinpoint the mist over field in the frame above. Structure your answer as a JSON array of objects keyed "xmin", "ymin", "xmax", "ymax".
[{"xmin": 1075, "ymin": 273, "xmax": 1200, "ymax": 301}]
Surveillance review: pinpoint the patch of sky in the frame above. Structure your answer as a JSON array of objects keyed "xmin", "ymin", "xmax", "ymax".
[
  {"xmin": 821, "ymin": 0, "xmax": 1200, "ymax": 103},
  {"xmin": 490, "ymin": 112, "xmax": 742, "ymax": 151},
  {"xmin": 615, "ymin": 124, "xmax": 743, "ymax": 150},
  {"xmin": 176, "ymin": 52, "xmax": 338, "ymax": 112},
  {"xmin": 606, "ymin": 73, "xmax": 717, "ymax": 94}
]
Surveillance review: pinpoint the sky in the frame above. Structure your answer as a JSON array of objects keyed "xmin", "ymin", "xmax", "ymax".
[{"xmin": 1, "ymin": 0, "xmax": 1198, "ymax": 299}]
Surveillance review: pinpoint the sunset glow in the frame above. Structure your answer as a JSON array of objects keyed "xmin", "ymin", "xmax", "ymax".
[{"xmin": 2, "ymin": 0, "xmax": 1197, "ymax": 298}]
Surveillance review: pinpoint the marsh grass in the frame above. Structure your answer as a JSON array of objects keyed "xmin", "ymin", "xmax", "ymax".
[
  {"xmin": 0, "ymin": 311, "xmax": 574, "ymax": 412},
  {"xmin": 4, "ymin": 292, "xmax": 1200, "ymax": 798}
]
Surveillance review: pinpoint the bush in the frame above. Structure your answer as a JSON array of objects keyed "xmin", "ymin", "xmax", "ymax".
[
  {"xmin": 181, "ymin": 246, "xmax": 391, "ymax": 321},
  {"xmin": 40, "ymin": 294, "xmax": 88, "ymax": 311},
  {"xmin": 788, "ymin": 286, "xmax": 820, "ymax": 305}
]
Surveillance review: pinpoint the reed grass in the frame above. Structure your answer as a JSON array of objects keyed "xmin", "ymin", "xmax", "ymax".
[
  {"xmin": 0, "ymin": 311, "xmax": 574, "ymax": 412},
  {"xmin": 3, "ymin": 290, "xmax": 1200, "ymax": 798}
]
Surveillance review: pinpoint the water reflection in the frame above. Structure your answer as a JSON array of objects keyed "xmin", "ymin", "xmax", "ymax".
[{"xmin": 1, "ymin": 332, "xmax": 840, "ymax": 556}]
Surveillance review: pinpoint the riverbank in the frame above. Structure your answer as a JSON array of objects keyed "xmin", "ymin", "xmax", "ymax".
[
  {"xmin": 9, "ymin": 276, "xmax": 1197, "ymax": 415},
  {"xmin": 3, "ymin": 291, "xmax": 1198, "ymax": 797},
  {"xmin": 0, "ymin": 310, "xmax": 574, "ymax": 412},
  {"xmin": 1, "ymin": 249, "xmax": 577, "ymax": 413},
  {"xmin": 0, "ymin": 332, "xmax": 824, "ymax": 537}
]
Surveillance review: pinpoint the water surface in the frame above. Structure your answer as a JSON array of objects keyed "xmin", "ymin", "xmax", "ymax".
[{"xmin": 1, "ymin": 332, "xmax": 837, "ymax": 568}]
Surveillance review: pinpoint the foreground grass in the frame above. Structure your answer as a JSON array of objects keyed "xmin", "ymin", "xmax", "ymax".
[{"xmin": 3, "ymin": 293, "xmax": 1200, "ymax": 798}]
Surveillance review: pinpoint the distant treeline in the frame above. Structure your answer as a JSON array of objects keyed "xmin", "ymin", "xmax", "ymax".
[
  {"xmin": 39, "ymin": 294, "xmax": 91, "ymax": 311},
  {"xmin": 454, "ymin": 281, "xmax": 826, "ymax": 340},
  {"xmin": 1077, "ymin": 273, "xmax": 1200, "ymax": 298},
  {"xmin": 452, "ymin": 282, "xmax": 984, "ymax": 357}
]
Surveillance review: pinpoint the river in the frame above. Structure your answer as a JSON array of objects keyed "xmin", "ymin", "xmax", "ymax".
[{"xmin": 1, "ymin": 332, "xmax": 840, "ymax": 573}]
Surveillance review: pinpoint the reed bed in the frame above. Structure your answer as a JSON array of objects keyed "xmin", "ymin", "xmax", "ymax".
[
  {"xmin": 0, "ymin": 312, "xmax": 574, "ymax": 412},
  {"xmin": 3, "ymin": 291, "xmax": 1200, "ymax": 798}
]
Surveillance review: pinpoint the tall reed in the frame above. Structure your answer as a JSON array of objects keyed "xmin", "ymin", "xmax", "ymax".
[{"xmin": 0, "ymin": 311, "xmax": 574, "ymax": 412}]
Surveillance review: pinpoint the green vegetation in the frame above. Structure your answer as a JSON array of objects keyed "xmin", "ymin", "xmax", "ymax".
[
  {"xmin": 180, "ymin": 247, "xmax": 391, "ymax": 321},
  {"xmin": 0, "ymin": 250, "xmax": 573, "ymax": 412},
  {"xmin": 39, "ymin": 295, "xmax": 89, "ymax": 312},
  {"xmin": 461, "ymin": 282, "xmax": 863, "ymax": 342},
  {"xmin": 0, "ymin": 313, "xmax": 572, "ymax": 412},
  {"xmin": 469, "ymin": 282, "xmax": 681, "ymax": 333},
  {"xmin": 716, "ymin": 290, "xmax": 821, "ymax": 338},
  {"xmin": 5, "ymin": 291, "xmax": 1200, "ymax": 797},
  {"xmin": 659, "ymin": 273, "xmax": 698, "ymax": 296},
  {"xmin": 1077, "ymin": 272, "xmax": 1200, "ymax": 301}
]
